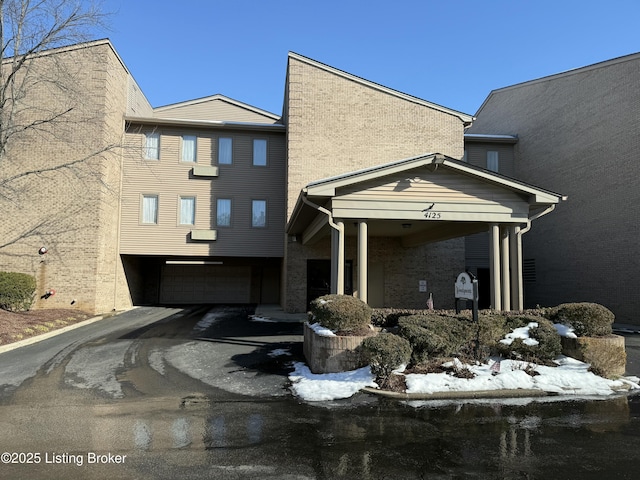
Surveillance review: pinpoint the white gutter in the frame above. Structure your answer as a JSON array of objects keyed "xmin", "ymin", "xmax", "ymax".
[
  {"xmin": 300, "ymin": 190, "xmax": 341, "ymax": 233},
  {"xmin": 520, "ymin": 204, "xmax": 556, "ymax": 236}
]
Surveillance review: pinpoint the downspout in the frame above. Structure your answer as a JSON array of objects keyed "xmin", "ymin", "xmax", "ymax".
[
  {"xmin": 300, "ymin": 191, "xmax": 344, "ymax": 294},
  {"xmin": 513, "ymin": 203, "xmax": 558, "ymax": 310},
  {"xmin": 519, "ymin": 204, "xmax": 556, "ymax": 237},
  {"xmin": 300, "ymin": 191, "xmax": 341, "ymax": 232}
]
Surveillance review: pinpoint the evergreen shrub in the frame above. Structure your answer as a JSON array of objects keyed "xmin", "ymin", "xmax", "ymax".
[
  {"xmin": 397, "ymin": 314, "xmax": 475, "ymax": 364},
  {"xmin": 546, "ymin": 302, "xmax": 614, "ymax": 337},
  {"xmin": 0, "ymin": 272, "xmax": 36, "ymax": 312},
  {"xmin": 497, "ymin": 315, "xmax": 562, "ymax": 363},
  {"xmin": 308, "ymin": 294, "xmax": 372, "ymax": 335},
  {"xmin": 360, "ymin": 333, "xmax": 411, "ymax": 381}
]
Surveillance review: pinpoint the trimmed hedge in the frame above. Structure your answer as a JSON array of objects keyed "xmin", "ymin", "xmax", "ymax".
[
  {"xmin": 308, "ymin": 294, "xmax": 372, "ymax": 335},
  {"xmin": 371, "ymin": 308, "xmax": 425, "ymax": 328},
  {"xmin": 397, "ymin": 314, "xmax": 476, "ymax": 364},
  {"xmin": 0, "ymin": 272, "xmax": 36, "ymax": 312},
  {"xmin": 546, "ymin": 302, "xmax": 614, "ymax": 337},
  {"xmin": 497, "ymin": 315, "xmax": 562, "ymax": 363},
  {"xmin": 359, "ymin": 333, "xmax": 411, "ymax": 381}
]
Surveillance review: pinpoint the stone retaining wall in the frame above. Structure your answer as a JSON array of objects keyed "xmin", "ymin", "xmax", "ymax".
[
  {"xmin": 561, "ymin": 334, "xmax": 627, "ymax": 378},
  {"xmin": 303, "ymin": 323, "xmax": 371, "ymax": 374}
]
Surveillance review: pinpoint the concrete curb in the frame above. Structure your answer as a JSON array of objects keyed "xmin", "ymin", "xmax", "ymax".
[
  {"xmin": 360, "ymin": 386, "xmax": 552, "ymax": 400},
  {"xmin": 0, "ymin": 314, "xmax": 106, "ymax": 355}
]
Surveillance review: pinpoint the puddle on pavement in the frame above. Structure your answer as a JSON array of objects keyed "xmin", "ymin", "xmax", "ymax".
[{"xmin": 1, "ymin": 391, "xmax": 639, "ymax": 479}]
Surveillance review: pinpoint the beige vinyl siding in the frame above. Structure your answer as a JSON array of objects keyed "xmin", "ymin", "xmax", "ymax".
[
  {"xmin": 154, "ymin": 98, "xmax": 280, "ymax": 123},
  {"xmin": 120, "ymin": 126, "xmax": 286, "ymax": 257},
  {"xmin": 333, "ymin": 168, "xmax": 529, "ymax": 222},
  {"xmin": 464, "ymin": 144, "xmax": 515, "ymax": 177}
]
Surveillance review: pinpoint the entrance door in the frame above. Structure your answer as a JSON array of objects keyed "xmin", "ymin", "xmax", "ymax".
[
  {"xmin": 477, "ymin": 268, "xmax": 491, "ymax": 309},
  {"xmin": 306, "ymin": 259, "xmax": 353, "ymax": 308}
]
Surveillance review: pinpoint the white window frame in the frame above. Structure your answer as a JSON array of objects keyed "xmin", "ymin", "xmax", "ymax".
[
  {"xmin": 252, "ymin": 199, "xmax": 267, "ymax": 228},
  {"xmin": 144, "ymin": 132, "xmax": 160, "ymax": 160},
  {"xmin": 141, "ymin": 194, "xmax": 159, "ymax": 224},
  {"xmin": 487, "ymin": 151, "xmax": 499, "ymax": 172},
  {"xmin": 179, "ymin": 196, "xmax": 196, "ymax": 225},
  {"xmin": 181, "ymin": 135, "xmax": 197, "ymax": 163},
  {"xmin": 253, "ymin": 139, "xmax": 267, "ymax": 166},
  {"xmin": 216, "ymin": 198, "xmax": 232, "ymax": 227},
  {"xmin": 218, "ymin": 137, "xmax": 233, "ymax": 165}
]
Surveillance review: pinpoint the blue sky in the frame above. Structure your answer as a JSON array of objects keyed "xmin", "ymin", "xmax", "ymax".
[{"xmin": 101, "ymin": 0, "xmax": 640, "ymax": 116}]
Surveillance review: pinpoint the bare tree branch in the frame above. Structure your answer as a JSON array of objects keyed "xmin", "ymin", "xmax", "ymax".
[{"xmin": 0, "ymin": 0, "xmax": 115, "ymax": 255}]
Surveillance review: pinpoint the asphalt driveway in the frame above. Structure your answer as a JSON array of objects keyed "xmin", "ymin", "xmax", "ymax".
[{"xmin": 1, "ymin": 306, "xmax": 640, "ymax": 480}]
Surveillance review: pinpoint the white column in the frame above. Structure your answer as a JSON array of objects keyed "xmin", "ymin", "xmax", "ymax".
[
  {"xmin": 358, "ymin": 221, "xmax": 368, "ymax": 303},
  {"xmin": 501, "ymin": 226, "xmax": 511, "ymax": 311},
  {"xmin": 330, "ymin": 220, "xmax": 345, "ymax": 295},
  {"xmin": 509, "ymin": 225, "xmax": 523, "ymax": 311},
  {"xmin": 489, "ymin": 223, "xmax": 502, "ymax": 310}
]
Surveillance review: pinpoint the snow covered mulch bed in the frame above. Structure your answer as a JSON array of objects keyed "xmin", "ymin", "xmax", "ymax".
[{"xmin": 288, "ymin": 356, "xmax": 640, "ymax": 403}]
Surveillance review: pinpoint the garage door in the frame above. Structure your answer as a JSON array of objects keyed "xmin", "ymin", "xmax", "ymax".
[{"xmin": 160, "ymin": 264, "xmax": 251, "ymax": 304}]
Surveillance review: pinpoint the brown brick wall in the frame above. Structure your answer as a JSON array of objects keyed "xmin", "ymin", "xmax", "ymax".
[
  {"xmin": 469, "ymin": 54, "xmax": 640, "ymax": 323},
  {"xmin": 283, "ymin": 56, "xmax": 467, "ymax": 312},
  {"xmin": 286, "ymin": 56, "xmax": 465, "ymax": 218},
  {"xmin": 0, "ymin": 42, "xmax": 131, "ymax": 314}
]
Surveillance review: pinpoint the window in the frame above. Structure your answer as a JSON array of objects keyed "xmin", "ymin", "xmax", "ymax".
[
  {"xmin": 142, "ymin": 195, "xmax": 158, "ymax": 224},
  {"xmin": 487, "ymin": 151, "xmax": 499, "ymax": 172},
  {"xmin": 179, "ymin": 196, "xmax": 195, "ymax": 225},
  {"xmin": 252, "ymin": 200, "xmax": 266, "ymax": 227},
  {"xmin": 181, "ymin": 135, "xmax": 197, "ymax": 162},
  {"xmin": 216, "ymin": 198, "xmax": 231, "ymax": 227},
  {"xmin": 144, "ymin": 132, "xmax": 160, "ymax": 160},
  {"xmin": 218, "ymin": 137, "xmax": 233, "ymax": 165},
  {"xmin": 253, "ymin": 139, "xmax": 267, "ymax": 166}
]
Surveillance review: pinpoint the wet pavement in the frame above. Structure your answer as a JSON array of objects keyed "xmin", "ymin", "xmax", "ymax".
[{"xmin": 0, "ymin": 305, "xmax": 639, "ymax": 479}]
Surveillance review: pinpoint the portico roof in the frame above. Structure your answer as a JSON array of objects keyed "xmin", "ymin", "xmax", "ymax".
[{"xmin": 287, "ymin": 153, "xmax": 566, "ymax": 246}]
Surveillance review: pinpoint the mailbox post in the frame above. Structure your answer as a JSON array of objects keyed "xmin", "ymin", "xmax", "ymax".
[{"xmin": 455, "ymin": 271, "xmax": 479, "ymax": 323}]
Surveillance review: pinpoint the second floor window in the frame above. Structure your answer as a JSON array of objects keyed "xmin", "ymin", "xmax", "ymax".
[
  {"xmin": 252, "ymin": 200, "xmax": 266, "ymax": 227},
  {"xmin": 253, "ymin": 139, "xmax": 267, "ymax": 166},
  {"xmin": 487, "ymin": 151, "xmax": 499, "ymax": 172},
  {"xmin": 218, "ymin": 137, "xmax": 232, "ymax": 165},
  {"xmin": 217, "ymin": 198, "xmax": 231, "ymax": 227},
  {"xmin": 144, "ymin": 132, "xmax": 160, "ymax": 160},
  {"xmin": 179, "ymin": 196, "xmax": 195, "ymax": 225},
  {"xmin": 182, "ymin": 135, "xmax": 197, "ymax": 162},
  {"xmin": 142, "ymin": 195, "xmax": 158, "ymax": 224}
]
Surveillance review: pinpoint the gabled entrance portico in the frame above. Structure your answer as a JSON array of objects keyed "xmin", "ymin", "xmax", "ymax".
[{"xmin": 287, "ymin": 154, "xmax": 566, "ymax": 311}]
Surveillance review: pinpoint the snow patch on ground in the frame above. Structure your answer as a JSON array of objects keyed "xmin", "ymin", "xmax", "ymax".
[
  {"xmin": 268, "ymin": 348, "xmax": 292, "ymax": 358},
  {"xmin": 289, "ymin": 362, "xmax": 377, "ymax": 401},
  {"xmin": 288, "ymin": 356, "xmax": 640, "ymax": 403}
]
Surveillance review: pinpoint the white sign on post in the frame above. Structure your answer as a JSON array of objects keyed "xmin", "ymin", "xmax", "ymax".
[{"xmin": 455, "ymin": 272, "xmax": 474, "ymax": 300}]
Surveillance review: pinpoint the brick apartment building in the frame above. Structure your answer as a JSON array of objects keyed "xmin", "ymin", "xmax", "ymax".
[
  {"xmin": 466, "ymin": 52, "xmax": 640, "ymax": 324},
  {"xmin": 1, "ymin": 39, "xmax": 571, "ymax": 318}
]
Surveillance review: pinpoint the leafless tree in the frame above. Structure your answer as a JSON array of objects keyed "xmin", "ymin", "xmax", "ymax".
[
  {"xmin": 0, "ymin": 0, "xmax": 114, "ymax": 256},
  {"xmin": 0, "ymin": 0, "xmax": 108, "ymax": 160}
]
